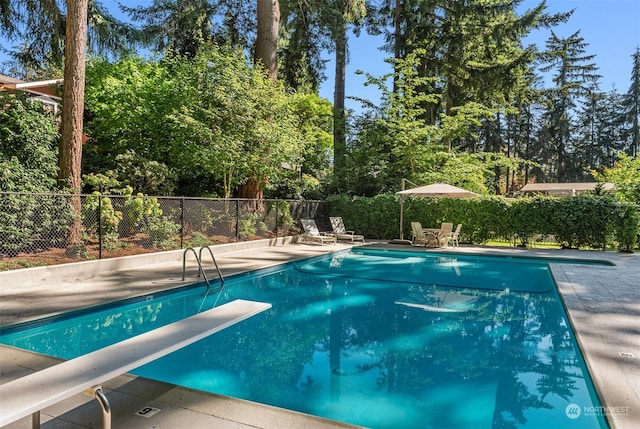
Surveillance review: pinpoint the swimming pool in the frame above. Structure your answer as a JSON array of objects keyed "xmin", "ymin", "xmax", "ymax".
[{"xmin": 0, "ymin": 248, "xmax": 609, "ymax": 428}]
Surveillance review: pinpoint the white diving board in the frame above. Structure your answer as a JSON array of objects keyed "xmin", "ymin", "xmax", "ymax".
[{"xmin": 0, "ymin": 299, "xmax": 271, "ymax": 429}]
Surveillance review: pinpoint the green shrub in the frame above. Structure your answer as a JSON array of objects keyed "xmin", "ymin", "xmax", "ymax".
[
  {"xmin": 142, "ymin": 216, "xmax": 181, "ymax": 249},
  {"xmin": 123, "ymin": 192, "xmax": 162, "ymax": 236},
  {"xmin": 186, "ymin": 231, "xmax": 213, "ymax": 248},
  {"xmin": 612, "ymin": 203, "xmax": 640, "ymax": 252},
  {"xmin": 82, "ymin": 193, "xmax": 123, "ymax": 242},
  {"xmin": 238, "ymin": 212, "xmax": 259, "ymax": 240},
  {"xmin": 0, "ymin": 93, "xmax": 69, "ymax": 256},
  {"xmin": 185, "ymin": 202, "xmax": 219, "ymax": 235},
  {"xmin": 0, "ymin": 192, "xmax": 73, "ymax": 256},
  {"xmin": 328, "ymin": 193, "xmax": 639, "ymax": 251},
  {"xmin": 267, "ymin": 200, "xmax": 295, "ymax": 232}
]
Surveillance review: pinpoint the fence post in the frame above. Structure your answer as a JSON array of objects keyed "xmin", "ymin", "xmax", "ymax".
[
  {"xmin": 98, "ymin": 195, "xmax": 102, "ymax": 259},
  {"xmin": 235, "ymin": 199, "xmax": 239, "ymax": 241},
  {"xmin": 275, "ymin": 199, "xmax": 279, "ymax": 235},
  {"xmin": 180, "ymin": 197, "xmax": 185, "ymax": 249}
]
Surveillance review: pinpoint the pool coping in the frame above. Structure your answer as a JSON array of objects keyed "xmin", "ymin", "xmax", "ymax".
[{"xmin": 1, "ymin": 242, "xmax": 639, "ymax": 428}]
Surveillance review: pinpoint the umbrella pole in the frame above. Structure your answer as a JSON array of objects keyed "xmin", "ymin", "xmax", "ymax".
[
  {"xmin": 400, "ymin": 197, "xmax": 404, "ymax": 240},
  {"xmin": 399, "ymin": 179, "xmax": 406, "ymax": 240},
  {"xmin": 389, "ymin": 178, "xmax": 415, "ymax": 245}
]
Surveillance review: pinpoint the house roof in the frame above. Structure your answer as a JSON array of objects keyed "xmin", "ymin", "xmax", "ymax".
[
  {"xmin": 0, "ymin": 74, "xmax": 63, "ymax": 100},
  {"xmin": 520, "ymin": 182, "xmax": 616, "ymax": 193}
]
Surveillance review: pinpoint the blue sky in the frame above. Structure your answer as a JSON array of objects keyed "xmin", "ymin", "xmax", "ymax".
[
  {"xmin": 1, "ymin": 0, "xmax": 638, "ymax": 109},
  {"xmin": 323, "ymin": 0, "xmax": 640, "ymax": 110}
]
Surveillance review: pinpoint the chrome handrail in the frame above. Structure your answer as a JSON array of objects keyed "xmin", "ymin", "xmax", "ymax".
[
  {"xmin": 199, "ymin": 245, "xmax": 225, "ymax": 288},
  {"xmin": 182, "ymin": 247, "xmax": 210, "ymax": 288}
]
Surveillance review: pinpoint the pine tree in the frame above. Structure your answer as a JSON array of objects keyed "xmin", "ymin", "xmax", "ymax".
[
  {"xmin": 538, "ymin": 30, "xmax": 600, "ymax": 181},
  {"xmin": 317, "ymin": 0, "xmax": 366, "ymax": 191},
  {"xmin": 619, "ymin": 47, "xmax": 640, "ymax": 158},
  {"xmin": 0, "ymin": 1, "xmax": 135, "ymax": 77},
  {"xmin": 278, "ymin": 3, "xmax": 329, "ymax": 92},
  {"xmin": 573, "ymin": 83, "xmax": 608, "ymax": 178},
  {"xmin": 122, "ymin": 0, "xmax": 222, "ymax": 58}
]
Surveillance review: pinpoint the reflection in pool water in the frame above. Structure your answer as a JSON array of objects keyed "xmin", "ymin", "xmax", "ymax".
[{"xmin": 0, "ymin": 248, "xmax": 608, "ymax": 428}]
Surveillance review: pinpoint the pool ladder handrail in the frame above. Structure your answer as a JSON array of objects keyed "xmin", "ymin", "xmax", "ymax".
[
  {"xmin": 182, "ymin": 246, "xmax": 225, "ymax": 289},
  {"xmin": 199, "ymin": 245, "xmax": 225, "ymax": 287}
]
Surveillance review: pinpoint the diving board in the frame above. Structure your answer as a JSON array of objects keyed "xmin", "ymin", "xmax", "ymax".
[{"xmin": 0, "ymin": 299, "xmax": 271, "ymax": 429}]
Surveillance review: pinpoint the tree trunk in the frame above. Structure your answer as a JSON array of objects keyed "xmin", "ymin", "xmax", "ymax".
[
  {"xmin": 237, "ymin": 177, "xmax": 265, "ymax": 212},
  {"xmin": 255, "ymin": 0, "xmax": 280, "ymax": 80},
  {"xmin": 393, "ymin": 0, "xmax": 403, "ymax": 94},
  {"xmin": 333, "ymin": 19, "xmax": 347, "ymax": 190},
  {"xmin": 237, "ymin": 177, "xmax": 264, "ymax": 200},
  {"xmin": 59, "ymin": 0, "xmax": 88, "ymax": 254},
  {"xmin": 239, "ymin": 0, "xmax": 279, "ymax": 200}
]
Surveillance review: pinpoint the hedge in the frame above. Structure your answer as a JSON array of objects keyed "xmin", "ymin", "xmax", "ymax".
[{"xmin": 327, "ymin": 194, "xmax": 639, "ymax": 252}]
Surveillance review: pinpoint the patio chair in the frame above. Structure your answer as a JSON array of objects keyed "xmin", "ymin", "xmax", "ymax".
[
  {"xmin": 329, "ymin": 217, "xmax": 365, "ymax": 243},
  {"xmin": 410, "ymin": 222, "xmax": 425, "ymax": 246},
  {"xmin": 444, "ymin": 223, "xmax": 462, "ymax": 247},
  {"xmin": 300, "ymin": 219, "xmax": 336, "ymax": 245},
  {"xmin": 411, "ymin": 222, "xmax": 439, "ymax": 247},
  {"xmin": 439, "ymin": 222, "xmax": 454, "ymax": 246}
]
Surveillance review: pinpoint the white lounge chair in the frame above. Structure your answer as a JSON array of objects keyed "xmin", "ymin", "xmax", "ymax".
[
  {"xmin": 300, "ymin": 219, "xmax": 336, "ymax": 245},
  {"xmin": 329, "ymin": 217, "xmax": 365, "ymax": 243}
]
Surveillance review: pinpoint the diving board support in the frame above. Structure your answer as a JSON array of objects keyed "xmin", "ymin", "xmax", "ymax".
[
  {"xmin": 0, "ymin": 299, "xmax": 271, "ymax": 429},
  {"xmin": 92, "ymin": 386, "xmax": 111, "ymax": 429}
]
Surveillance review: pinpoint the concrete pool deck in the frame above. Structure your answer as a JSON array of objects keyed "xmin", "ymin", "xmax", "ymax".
[{"xmin": 0, "ymin": 240, "xmax": 638, "ymax": 428}]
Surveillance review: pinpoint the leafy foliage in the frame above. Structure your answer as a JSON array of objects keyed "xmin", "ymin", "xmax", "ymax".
[
  {"xmin": 349, "ymin": 50, "xmax": 531, "ymax": 196},
  {"xmin": 83, "ymin": 50, "xmax": 326, "ymax": 199},
  {"xmin": 0, "ymin": 93, "xmax": 72, "ymax": 256},
  {"xmin": 0, "ymin": 92, "xmax": 59, "ymax": 191},
  {"xmin": 142, "ymin": 216, "xmax": 181, "ymax": 250},
  {"xmin": 592, "ymin": 154, "xmax": 640, "ymax": 203},
  {"xmin": 82, "ymin": 193, "xmax": 123, "ymax": 249}
]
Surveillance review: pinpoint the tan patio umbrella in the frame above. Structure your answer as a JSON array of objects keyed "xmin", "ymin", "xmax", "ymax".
[{"xmin": 395, "ymin": 182, "xmax": 479, "ymax": 241}]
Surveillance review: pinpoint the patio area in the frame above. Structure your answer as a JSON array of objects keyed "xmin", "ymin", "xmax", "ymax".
[{"xmin": 0, "ymin": 240, "xmax": 638, "ymax": 428}]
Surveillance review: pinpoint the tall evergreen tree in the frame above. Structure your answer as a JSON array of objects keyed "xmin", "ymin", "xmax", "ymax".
[
  {"xmin": 0, "ymin": 0, "xmax": 135, "ymax": 77},
  {"xmin": 237, "ymin": 0, "xmax": 281, "ymax": 200},
  {"xmin": 255, "ymin": 0, "xmax": 280, "ymax": 80},
  {"xmin": 319, "ymin": 0, "xmax": 366, "ymax": 191},
  {"xmin": 619, "ymin": 47, "xmax": 640, "ymax": 158},
  {"xmin": 573, "ymin": 82, "xmax": 608, "ymax": 178},
  {"xmin": 364, "ymin": 0, "xmax": 573, "ymax": 184},
  {"xmin": 58, "ymin": 0, "xmax": 88, "ymax": 253},
  {"xmin": 538, "ymin": 30, "xmax": 600, "ymax": 181},
  {"xmin": 278, "ymin": 1, "xmax": 330, "ymax": 92},
  {"xmin": 122, "ymin": 0, "xmax": 221, "ymax": 58}
]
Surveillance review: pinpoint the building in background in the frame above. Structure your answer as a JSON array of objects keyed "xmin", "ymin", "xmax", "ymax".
[
  {"xmin": 519, "ymin": 182, "xmax": 616, "ymax": 196},
  {"xmin": 0, "ymin": 74, "xmax": 63, "ymax": 114}
]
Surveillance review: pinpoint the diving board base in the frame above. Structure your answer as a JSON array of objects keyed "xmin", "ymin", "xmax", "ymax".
[{"xmin": 0, "ymin": 299, "xmax": 271, "ymax": 429}]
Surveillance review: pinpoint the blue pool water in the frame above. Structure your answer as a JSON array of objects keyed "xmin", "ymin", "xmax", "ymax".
[{"xmin": 0, "ymin": 248, "xmax": 609, "ymax": 429}]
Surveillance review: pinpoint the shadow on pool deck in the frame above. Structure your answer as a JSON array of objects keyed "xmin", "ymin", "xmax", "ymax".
[{"xmin": 1, "ymin": 241, "xmax": 638, "ymax": 429}]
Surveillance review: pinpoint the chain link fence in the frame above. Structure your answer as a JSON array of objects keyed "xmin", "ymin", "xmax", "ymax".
[{"xmin": 0, "ymin": 192, "xmax": 329, "ymax": 268}]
